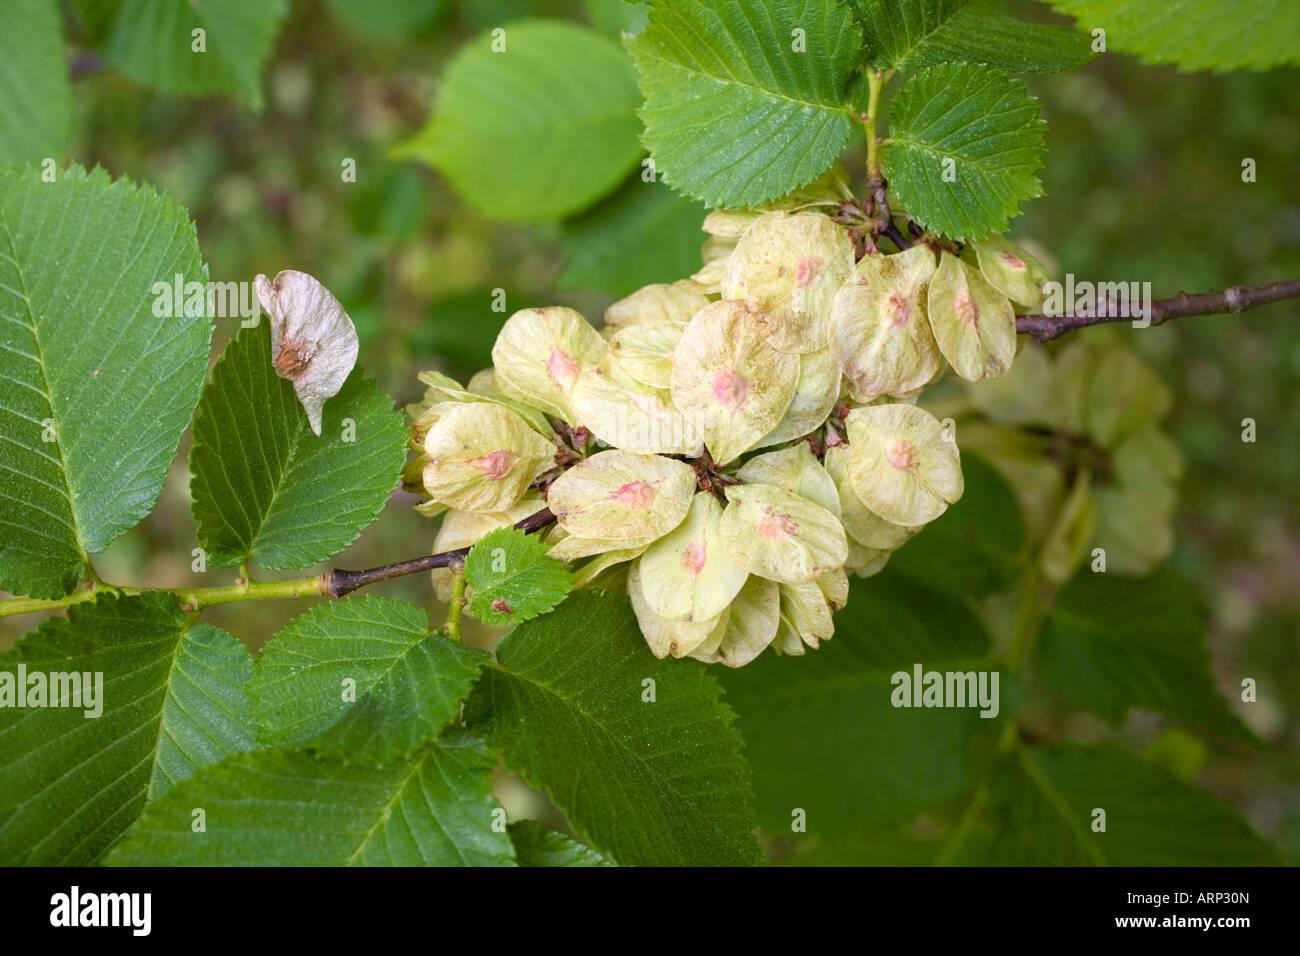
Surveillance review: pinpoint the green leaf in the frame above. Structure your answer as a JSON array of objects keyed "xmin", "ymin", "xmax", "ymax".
[
  {"xmin": 889, "ymin": 453, "xmax": 1024, "ymax": 598},
  {"xmin": 717, "ymin": 568, "xmax": 997, "ymax": 835},
  {"xmin": 559, "ymin": 179, "xmax": 706, "ymax": 298},
  {"xmin": 251, "ymin": 596, "xmax": 489, "ymax": 762},
  {"xmin": 1044, "ymin": 0, "xmax": 1300, "ymax": 72},
  {"xmin": 0, "ymin": 592, "xmax": 255, "ymax": 865},
  {"xmin": 107, "ymin": 733, "xmax": 516, "ymax": 866},
  {"xmin": 885, "ymin": 63, "xmax": 1047, "ymax": 240},
  {"xmin": 858, "ymin": 0, "xmax": 1096, "ymax": 73},
  {"xmin": 584, "ymin": 0, "xmax": 649, "ymax": 36},
  {"xmin": 963, "ymin": 744, "xmax": 1279, "ymax": 865},
  {"xmin": 509, "ymin": 820, "xmax": 613, "ymax": 866},
  {"xmin": 1039, "ymin": 568, "xmax": 1255, "ymax": 745},
  {"xmin": 465, "ymin": 590, "xmax": 762, "ymax": 866},
  {"xmin": 0, "ymin": 0, "xmax": 72, "ymax": 163},
  {"xmin": 189, "ymin": 321, "xmax": 406, "ymax": 570},
  {"xmin": 100, "ymin": 0, "xmax": 289, "ymax": 108},
  {"xmin": 398, "ymin": 21, "xmax": 643, "ymax": 221},
  {"xmin": 0, "ymin": 164, "xmax": 211, "ymax": 599},
  {"xmin": 464, "ymin": 527, "xmax": 573, "ymax": 627},
  {"xmin": 323, "ymin": 0, "xmax": 444, "ymax": 41},
  {"xmin": 627, "ymin": 0, "xmax": 862, "ymax": 207}
]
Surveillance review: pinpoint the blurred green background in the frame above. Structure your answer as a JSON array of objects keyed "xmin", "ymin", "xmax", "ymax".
[{"xmin": 1, "ymin": 0, "xmax": 1296, "ymax": 859}]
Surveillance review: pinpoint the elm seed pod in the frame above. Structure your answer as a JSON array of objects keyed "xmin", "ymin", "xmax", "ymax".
[
  {"xmin": 421, "ymin": 402, "xmax": 556, "ymax": 513},
  {"xmin": 571, "ymin": 360, "xmax": 699, "ymax": 455},
  {"xmin": 721, "ymin": 210, "xmax": 855, "ymax": 353},
  {"xmin": 627, "ymin": 560, "xmax": 725, "ymax": 659},
  {"xmin": 255, "ymin": 270, "xmax": 359, "ymax": 435},
  {"xmin": 735, "ymin": 443, "xmax": 841, "ymax": 518},
  {"xmin": 702, "ymin": 208, "xmax": 762, "ymax": 239},
  {"xmin": 691, "ymin": 234, "xmax": 739, "ymax": 293},
  {"xmin": 753, "ymin": 347, "xmax": 842, "ymax": 448},
  {"xmin": 635, "ymin": 493, "xmax": 749, "ymax": 623},
  {"xmin": 845, "ymin": 403, "xmax": 964, "ymax": 526},
  {"xmin": 779, "ymin": 580, "xmax": 835, "ymax": 651},
  {"xmin": 417, "ymin": 367, "xmax": 554, "ymax": 436},
  {"xmin": 845, "ymin": 540, "xmax": 891, "ymax": 578},
  {"xmin": 970, "ymin": 235, "xmax": 1050, "ymax": 310},
  {"xmin": 544, "ymin": 524, "xmax": 657, "ymax": 563},
  {"xmin": 823, "ymin": 444, "xmax": 919, "ymax": 550},
  {"xmin": 546, "ymin": 449, "xmax": 695, "ymax": 542},
  {"xmin": 718, "ymin": 483, "xmax": 849, "ymax": 584},
  {"xmin": 830, "ymin": 245, "xmax": 942, "ymax": 401},
  {"xmin": 491, "ymin": 306, "xmax": 608, "ymax": 421},
  {"xmin": 687, "ymin": 574, "xmax": 781, "ymax": 667},
  {"xmin": 670, "ymin": 300, "xmax": 799, "ymax": 464},
  {"xmin": 603, "ymin": 281, "xmax": 709, "ymax": 330},
  {"xmin": 816, "ymin": 566, "xmax": 850, "ymax": 610},
  {"xmin": 606, "ymin": 319, "xmax": 682, "ymax": 389},
  {"xmin": 927, "ymin": 251, "xmax": 1017, "ymax": 382}
]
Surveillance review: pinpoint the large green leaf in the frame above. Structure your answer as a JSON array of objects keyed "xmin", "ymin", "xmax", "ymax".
[
  {"xmin": 0, "ymin": 0, "xmax": 71, "ymax": 163},
  {"xmin": 100, "ymin": 0, "xmax": 289, "ymax": 107},
  {"xmin": 464, "ymin": 527, "xmax": 573, "ymax": 627},
  {"xmin": 1038, "ymin": 568, "xmax": 1255, "ymax": 745},
  {"xmin": 107, "ymin": 733, "xmax": 516, "ymax": 866},
  {"xmin": 961, "ymin": 745, "xmax": 1279, "ymax": 865},
  {"xmin": 189, "ymin": 321, "xmax": 406, "ymax": 570},
  {"xmin": 558, "ymin": 179, "xmax": 706, "ymax": 298},
  {"xmin": 1045, "ymin": 0, "xmax": 1300, "ymax": 72},
  {"xmin": 718, "ymin": 568, "xmax": 998, "ymax": 836},
  {"xmin": 0, "ymin": 592, "xmax": 255, "ymax": 865},
  {"xmin": 627, "ymin": 0, "xmax": 862, "ymax": 207},
  {"xmin": 889, "ymin": 453, "xmax": 1024, "ymax": 598},
  {"xmin": 858, "ymin": 0, "xmax": 1096, "ymax": 73},
  {"xmin": 465, "ymin": 590, "xmax": 762, "ymax": 866},
  {"xmin": 885, "ymin": 63, "xmax": 1047, "ymax": 240},
  {"xmin": 251, "ymin": 596, "xmax": 488, "ymax": 762},
  {"xmin": 509, "ymin": 820, "xmax": 613, "ymax": 866},
  {"xmin": 0, "ymin": 164, "xmax": 210, "ymax": 599},
  {"xmin": 398, "ymin": 21, "xmax": 643, "ymax": 220}
]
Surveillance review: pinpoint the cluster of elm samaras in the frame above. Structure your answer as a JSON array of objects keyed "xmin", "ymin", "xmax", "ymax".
[{"xmin": 407, "ymin": 188, "xmax": 1049, "ymax": 666}]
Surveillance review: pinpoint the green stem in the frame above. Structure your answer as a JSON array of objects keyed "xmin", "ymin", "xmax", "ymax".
[
  {"xmin": 445, "ymin": 568, "xmax": 466, "ymax": 641},
  {"xmin": 864, "ymin": 68, "xmax": 884, "ymax": 179},
  {"xmin": 0, "ymin": 575, "xmax": 327, "ymax": 619},
  {"xmin": 1004, "ymin": 560, "xmax": 1042, "ymax": 678}
]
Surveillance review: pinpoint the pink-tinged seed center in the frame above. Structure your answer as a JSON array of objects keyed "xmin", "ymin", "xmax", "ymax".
[
  {"xmin": 886, "ymin": 292, "xmax": 911, "ymax": 328},
  {"xmin": 711, "ymin": 369, "xmax": 750, "ymax": 410},
  {"xmin": 546, "ymin": 347, "xmax": 580, "ymax": 390},
  {"xmin": 954, "ymin": 290, "xmax": 979, "ymax": 329},
  {"xmin": 609, "ymin": 481, "xmax": 655, "ymax": 509},
  {"xmin": 887, "ymin": 439, "xmax": 917, "ymax": 471},
  {"xmin": 470, "ymin": 450, "xmax": 517, "ymax": 480},
  {"xmin": 755, "ymin": 508, "xmax": 798, "ymax": 541},
  {"xmin": 997, "ymin": 251, "xmax": 1025, "ymax": 270},
  {"xmin": 682, "ymin": 542, "xmax": 708, "ymax": 576},
  {"xmin": 794, "ymin": 255, "xmax": 819, "ymax": 286}
]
